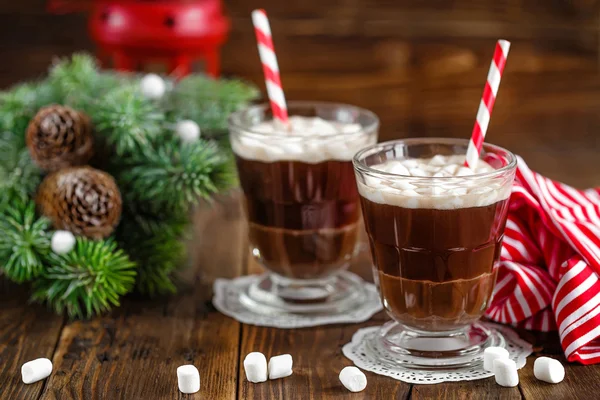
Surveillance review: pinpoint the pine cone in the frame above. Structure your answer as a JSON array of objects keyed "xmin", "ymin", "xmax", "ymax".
[
  {"xmin": 26, "ymin": 105, "xmax": 94, "ymax": 171},
  {"xmin": 36, "ymin": 166, "xmax": 122, "ymax": 239}
]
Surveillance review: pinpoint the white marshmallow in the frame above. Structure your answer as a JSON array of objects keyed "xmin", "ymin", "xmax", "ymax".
[
  {"xmin": 339, "ymin": 366, "xmax": 367, "ymax": 393},
  {"xmin": 175, "ymin": 120, "xmax": 201, "ymax": 144},
  {"xmin": 177, "ymin": 365, "xmax": 200, "ymax": 394},
  {"xmin": 21, "ymin": 358, "xmax": 52, "ymax": 384},
  {"xmin": 533, "ymin": 357, "xmax": 565, "ymax": 384},
  {"xmin": 408, "ymin": 167, "xmax": 430, "ymax": 177},
  {"xmin": 385, "ymin": 161, "xmax": 410, "ymax": 176},
  {"xmin": 429, "ymin": 154, "xmax": 447, "ymax": 166},
  {"xmin": 51, "ymin": 230, "xmax": 76, "ymax": 255},
  {"xmin": 140, "ymin": 73, "xmax": 166, "ymax": 99},
  {"xmin": 483, "ymin": 347, "xmax": 509, "ymax": 372},
  {"xmin": 442, "ymin": 164, "xmax": 460, "ymax": 175},
  {"xmin": 268, "ymin": 354, "xmax": 293, "ymax": 380},
  {"xmin": 244, "ymin": 352, "xmax": 268, "ymax": 383},
  {"xmin": 456, "ymin": 167, "xmax": 474, "ymax": 176},
  {"xmin": 493, "ymin": 358, "xmax": 519, "ymax": 387}
]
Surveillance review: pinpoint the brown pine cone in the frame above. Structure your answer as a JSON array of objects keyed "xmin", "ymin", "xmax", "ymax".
[
  {"xmin": 26, "ymin": 105, "xmax": 94, "ymax": 171},
  {"xmin": 36, "ymin": 166, "xmax": 122, "ymax": 239}
]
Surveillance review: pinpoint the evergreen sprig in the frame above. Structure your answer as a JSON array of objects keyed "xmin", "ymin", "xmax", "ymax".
[
  {"xmin": 167, "ymin": 75, "xmax": 260, "ymax": 137},
  {"xmin": 0, "ymin": 199, "xmax": 51, "ymax": 283},
  {"xmin": 117, "ymin": 139, "xmax": 235, "ymax": 212},
  {"xmin": 0, "ymin": 132, "xmax": 42, "ymax": 208},
  {"xmin": 32, "ymin": 238, "xmax": 137, "ymax": 319}
]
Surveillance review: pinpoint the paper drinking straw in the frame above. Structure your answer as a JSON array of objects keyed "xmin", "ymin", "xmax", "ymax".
[
  {"xmin": 251, "ymin": 9, "xmax": 289, "ymax": 126},
  {"xmin": 464, "ymin": 40, "xmax": 511, "ymax": 169}
]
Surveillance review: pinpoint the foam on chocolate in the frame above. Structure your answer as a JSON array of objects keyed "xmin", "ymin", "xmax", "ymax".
[
  {"xmin": 358, "ymin": 154, "xmax": 511, "ymax": 209},
  {"xmin": 231, "ymin": 116, "xmax": 376, "ymax": 163}
]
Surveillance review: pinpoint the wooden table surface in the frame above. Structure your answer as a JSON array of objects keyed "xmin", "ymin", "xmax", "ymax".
[{"xmin": 1, "ymin": 188, "xmax": 599, "ymax": 400}]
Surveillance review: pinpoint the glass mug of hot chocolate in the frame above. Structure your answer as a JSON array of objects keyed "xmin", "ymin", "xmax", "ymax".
[
  {"xmin": 229, "ymin": 102, "xmax": 379, "ymax": 315},
  {"xmin": 353, "ymin": 138, "xmax": 516, "ymax": 368}
]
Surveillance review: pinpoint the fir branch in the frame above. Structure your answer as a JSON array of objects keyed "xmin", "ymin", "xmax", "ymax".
[
  {"xmin": 0, "ymin": 199, "xmax": 51, "ymax": 283},
  {"xmin": 117, "ymin": 139, "xmax": 235, "ymax": 212},
  {"xmin": 0, "ymin": 132, "xmax": 42, "ymax": 208},
  {"xmin": 167, "ymin": 75, "xmax": 259, "ymax": 137},
  {"xmin": 48, "ymin": 53, "xmax": 120, "ymax": 110},
  {"xmin": 0, "ymin": 82, "xmax": 58, "ymax": 138},
  {"xmin": 117, "ymin": 216, "xmax": 187, "ymax": 296},
  {"xmin": 92, "ymin": 85, "xmax": 165, "ymax": 155},
  {"xmin": 32, "ymin": 238, "xmax": 137, "ymax": 319}
]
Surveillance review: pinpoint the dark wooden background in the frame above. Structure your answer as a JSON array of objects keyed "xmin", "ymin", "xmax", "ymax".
[
  {"xmin": 1, "ymin": 0, "xmax": 599, "ymax": 188},
  {"xmin": 2, "ymin": 1, "xmax": 600, "ymax": 399}
]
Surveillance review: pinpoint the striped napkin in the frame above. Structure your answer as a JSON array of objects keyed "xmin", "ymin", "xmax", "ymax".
[{"xmin": 485, "ymin": 156, "xmax": 600, "ymax": 364}]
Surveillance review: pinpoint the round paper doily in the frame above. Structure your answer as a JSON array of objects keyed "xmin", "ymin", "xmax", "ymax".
[
  {"xmin": 213, "ymin": 272, "xmax": 383, "ymax": 329},
  {"xmin": 342, "ymin": 322, "xmax": 533, "ymax": 384}
]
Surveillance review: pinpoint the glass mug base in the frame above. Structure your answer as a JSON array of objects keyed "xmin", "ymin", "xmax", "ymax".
[
  {"xmin": 239, "ymin": 271, "xmax": 369, "ymax": 315},
  {"xmin": 365, "ymin": 320, "xmax": 505, "ymax": 370}
]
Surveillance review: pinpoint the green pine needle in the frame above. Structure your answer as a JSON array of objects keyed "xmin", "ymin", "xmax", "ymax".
[
  {"xmin": 167, "ymin": 75, "xmax": 259, "ymax": 137},
  {"xmin": 0, "ymin": 132, "xmax": 42, "ymax": 208},
  {"xmin": 0, "ymin": 199, "xmax": 51, "ymax": 283},
  {"xmin": 117, "ymin": 139, "xmax": 235, "ymax": 212},
  {"xmin": 92, "ymin": 85, "xmax": 165, "ymax": 155},
  {"xmin": 117, "ymin": 216, "xmax": 187, "ymax": 297},
  {"xmin": 32, "ymin": 238, "xmax": 137, "ymax": 319}
]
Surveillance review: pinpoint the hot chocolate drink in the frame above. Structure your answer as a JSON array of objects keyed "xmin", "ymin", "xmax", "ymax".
[
  {"xmin": 357, "ymin": 155, "xmax": 511, "ymax": 331},
  {"xmin": 232, "ymin": 116, "xmax": 376, "ymax": 279}
]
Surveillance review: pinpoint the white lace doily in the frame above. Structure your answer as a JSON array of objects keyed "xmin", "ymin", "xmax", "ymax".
[
  {"xmin": 342, "ymin": 322, "xmax": 532, "ymax": 384},
  {"xmin": 212, "ymin": 273, "xmax": 383, "ymax": 329}
]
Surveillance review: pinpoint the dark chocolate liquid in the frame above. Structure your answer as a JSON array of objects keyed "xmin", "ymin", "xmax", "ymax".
[
  {"xmin": 236, "ymin": 155, "xmax": 360, "ymax": 279},
  {"xmin": 360, "ymin": 197, "xmax": 510, "ymax": 331}
]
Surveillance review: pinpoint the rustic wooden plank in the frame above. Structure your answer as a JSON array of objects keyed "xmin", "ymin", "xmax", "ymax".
[
  {"xmin": 38, "ymin": 193, "xmax": 246, "ymax": 400},
  {"xmin": 518, "ymin": 332, "xmax": 600, "ymax": 400},
  {"xmin": 411, "ymin": 379, "xmax": 521, "ymax": 399},
  {"xmin": 0, "ymin": 281, "xmax": 65, "ymax": 400}
]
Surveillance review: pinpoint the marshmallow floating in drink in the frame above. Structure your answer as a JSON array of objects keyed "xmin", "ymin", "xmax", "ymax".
[
  {"xmin": 21, "ymin": 358, "xmax": 52, "ymax": 384},
  {"xmin": 177, "ymin": 365, "xmax": 200, "ymax": 394},
  {"xmin": 358, "ymin": 154, "xmax": 509, "ymax": 210},
  {"xmin": 534, "ymin": 357, "xmax": 565, "ymax": 384},
  {"xmin": 244, "ymin": 352, "xmax": 268, "ymax": 383},
  {"xmin": 493, "ymin": 358, "xmax": 519, "ymax": 387},
  {"xmin": 339, "ymin": 366, "xmax": 367, "ymax": 393},
  {"xmin": 483, "ymin": 347, "xmax": 509, "ymax": 372}
]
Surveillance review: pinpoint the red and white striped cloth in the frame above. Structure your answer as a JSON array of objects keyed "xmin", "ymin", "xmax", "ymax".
[{"xmin": 485, "ymin": 156, "xmax": 600, "ymax": 364}]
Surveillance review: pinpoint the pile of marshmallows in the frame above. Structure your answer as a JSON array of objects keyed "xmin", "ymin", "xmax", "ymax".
[
  {"xmin": 243, "ymin": 352, "xmax": 367, "ymax": 393},
  {"xmin": 485, "ymin": 347, "xmax": 565, "ymax": 387}
]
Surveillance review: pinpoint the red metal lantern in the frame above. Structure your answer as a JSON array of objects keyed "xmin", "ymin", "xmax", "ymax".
[{"xmin": 48, "ymin": 0, "xmax": 229, "ymax": 78}]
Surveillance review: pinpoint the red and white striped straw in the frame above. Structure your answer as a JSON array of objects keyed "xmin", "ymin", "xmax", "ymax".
[
  {"xmin": 464, "ymin": 39, "xmax": 511, "ymax": 169},
  {"xmin": 251, "ymin": 9, "xmax": 289, "ymax": 126}
]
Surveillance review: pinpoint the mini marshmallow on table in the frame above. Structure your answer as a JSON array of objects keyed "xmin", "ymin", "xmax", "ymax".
[
  {"xmin": 484, "ymin": 346, "xmax": 509, "ymax": 372},
  {"xmin": 534, "ymin": 357, "xmax": 565, "ymax": 384},
  {"xmin": 177, "ymin": 365, "xmax": 200, "ymax": 394},
  {"xmin": 21, "ymin": 358, "xmax": 52, "ymax": 384},
  {"xmin": 493, "ymin": 358, "xmax": 519, "ymax": 387},
  {"xmin": 339, "ymin": 366, "xmax": 367, "ymax": 393},
  {"xmin": 268, "ymin": 354, "xmax": 293, "ymax": 379},
  {"xmin": 244, "ymin": 352, "xmax": 268, "ymax": 383}
]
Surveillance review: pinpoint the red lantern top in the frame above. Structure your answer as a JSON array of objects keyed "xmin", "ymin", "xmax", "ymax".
[{"xmin": 48, "ymin": 0, "xmax": 230, "ymax": 77}]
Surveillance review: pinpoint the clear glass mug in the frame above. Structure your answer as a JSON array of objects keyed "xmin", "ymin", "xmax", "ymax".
[
  {"xmin": 229, "ymin": 101, "xmax": 379, "ymax": 315},
  {"xmin": 353, "ymin": 138, "xmax": 517, "ymax": 369}
]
